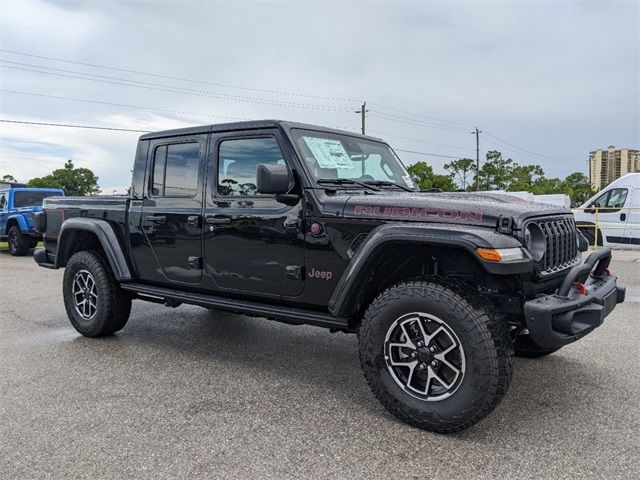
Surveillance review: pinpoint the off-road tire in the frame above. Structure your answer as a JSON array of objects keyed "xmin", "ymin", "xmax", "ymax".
[
  {"xmin": 8, "ymin": 225, "xmax": 30, "ymax": 256},
  {"xmin": 358, "ymin": 279, "xmax": 514, "ymax": 433},
  {"xmin": 513, "ymin": 333, "xmax": 561, "ymax": 358},
  {"xmin": 63, "ymin": 250, "xmax": 132, "ymax": 337}
]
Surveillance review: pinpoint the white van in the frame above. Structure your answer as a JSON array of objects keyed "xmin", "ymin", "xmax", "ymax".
[{"xmin": 573, "ymin": 173, "xmax": 640, "ymax": 248}]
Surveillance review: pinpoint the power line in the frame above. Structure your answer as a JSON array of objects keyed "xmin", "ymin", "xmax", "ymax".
[
  {"xmin": 0, "ymin": 64, "xmax": 354, "ymax": 112},
  {"xmin": 481, "ymin": 135, "xmax": 586, "ymax": 164},
  {"xmin": 1, "ymin": 117, "xmax": 460, "ymax": 160},
  {"xmin": 0, "ymin": 119, "xmax": 150, "ymax": 133},
  {"xmin": 368, "ymin": 101, "xmax": 476, "ymax": 128},
  {"xmin": 0, "ymin": 49, "xmax": 581, "ymax": 165},
  {"xmin": 367, "ymin": 129, "xmax": 475, "ymax": 152},
  {"xmin": 482, "ymin": 130, "xmax": 571, "ymax": 162},
  {"xmin": 393, "ymin": 148, "xmax": 458, "ymax": 159},
  {"xmin": 0, "ymin": 89, "xmax": 250, "ymax": 121},
  {"xmin": 369, "ymin": 111, "xmax": 469, "ymax": 133},
  {"xmin": 0, "ymin": 48, "xmax": 359, "ymax": 103}
]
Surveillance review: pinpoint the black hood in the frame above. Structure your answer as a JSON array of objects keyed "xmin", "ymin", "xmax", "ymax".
[{"xmin": 342, "ymin": 191, "xmax": 570, "ymax": 229}]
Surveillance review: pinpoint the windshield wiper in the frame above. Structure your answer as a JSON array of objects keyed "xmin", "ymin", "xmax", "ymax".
[
  {"xmin": 317, "ymin": 178, "xmax": 380, "ymax": 191},
  {"xmin": 364, "ymin": 180, "xmax": 414, "ymax": 192}
]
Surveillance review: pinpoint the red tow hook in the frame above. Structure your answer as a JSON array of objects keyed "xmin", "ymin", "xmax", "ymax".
[
  {"xmin": 572, "ymin": 282, "xmax": 589, "ymax": 295},
  {"xmin": 604, "ymin": 268, "xmax": 612, "ymax": 277}
]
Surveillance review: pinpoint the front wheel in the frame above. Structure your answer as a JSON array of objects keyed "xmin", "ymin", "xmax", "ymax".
[
  {"xmin": 63, "ymin": 250, "xmax": 132, "ymax": 337},
  {"xmin": 358, "ymin": 280, "xmax": 513, "ymax": 433}
]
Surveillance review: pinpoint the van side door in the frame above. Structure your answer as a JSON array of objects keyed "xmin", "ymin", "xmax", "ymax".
[{"xmin": 622, "ymin": 187, "xmax": 640, "ymax": 246}]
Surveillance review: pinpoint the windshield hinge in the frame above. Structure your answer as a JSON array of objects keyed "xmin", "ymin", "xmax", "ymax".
[{"xmin": 497, "ymin": 216, "xmax": 514, "ymax": 234}]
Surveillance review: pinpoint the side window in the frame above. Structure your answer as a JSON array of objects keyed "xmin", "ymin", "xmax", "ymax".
[
  {"xmin": 151, "ymin": 142, "xmax": 200, "ymax": 197},
  {"xmin": 606, "ymin": 188, "xmax": 628, "ymax": 209},
  {"xmin": 217, "ymin": 137, "xmax": 285, "ymax": 196},
  {"xmin": 591, "ymin": 191, "xmax": 609, "ymax": 208},
  {"xmin": 0, "ymin": 193, "xmax": 5, "ymax": 210}
]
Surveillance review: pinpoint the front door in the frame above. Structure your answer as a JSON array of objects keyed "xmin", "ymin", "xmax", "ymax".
[
  {"xmin": 138, "ymin": 135, "xmax": 206, "ymax": 284},
  {"xmin": 587, "ymin": 187, "xmax": 629, "ymax": 246},
  {"xmin": 203, "ymin": 131, "xmax": 305, "ymax": 297}
]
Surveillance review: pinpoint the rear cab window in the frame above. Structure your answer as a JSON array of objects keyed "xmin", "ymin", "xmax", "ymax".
[
  {"xmin": 13, "ymin": 191, "xmax": 62, "ymax": 208},
  {"xmin": 151, "ymin": 142, "xmax": 201, "ymax": 197}
]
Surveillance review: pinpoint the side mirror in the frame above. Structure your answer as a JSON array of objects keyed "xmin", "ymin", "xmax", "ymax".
[{"xmin": 256, "ymin": 164, "xmax": 292, "ymax": 194}]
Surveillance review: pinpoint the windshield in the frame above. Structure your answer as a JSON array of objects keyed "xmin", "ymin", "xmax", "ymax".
[
  {"xmin": 13, "ymin": 191, "xmax": 62, "ymax": 208},
  {"xmin": 291, "ymin": 129, "xmax": 416, "ymax": 190}
]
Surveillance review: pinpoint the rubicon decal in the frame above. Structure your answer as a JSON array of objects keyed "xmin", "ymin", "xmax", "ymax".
[
  {"xmin": 308, "ymin": 268, "xmax": 333, "ymax": 281},
  {"xmin": 352, "ymin": 205, "xmax": 484, "ymax": 222}
]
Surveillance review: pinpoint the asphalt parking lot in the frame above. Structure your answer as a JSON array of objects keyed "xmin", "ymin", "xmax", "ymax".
[{"xmin": 1, "ymin": 250, "xmax": 639, "ymax": 479}]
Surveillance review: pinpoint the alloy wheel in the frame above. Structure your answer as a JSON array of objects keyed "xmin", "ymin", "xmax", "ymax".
[
  {"xmin": 72, "ymin": 270, "xmax": 98, "ymax": 320},
  {"xmin": 384, "ymin": 312, "xmax": 466, "ymax": 401}
]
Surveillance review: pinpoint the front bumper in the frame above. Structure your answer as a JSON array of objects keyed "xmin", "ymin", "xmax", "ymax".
[{"xmin": 523, "ymin": 247, "xmax": 625, "ymax": 348}]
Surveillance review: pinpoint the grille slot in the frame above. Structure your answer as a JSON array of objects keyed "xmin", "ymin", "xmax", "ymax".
[{"xmin": 530, "ymin": 216, "xmax": 579, "ymax": 277}]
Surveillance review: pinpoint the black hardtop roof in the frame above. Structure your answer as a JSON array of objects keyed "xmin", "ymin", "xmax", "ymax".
[{"xmin": 138, "ymin": 120, "xmax": 383, "ymax": 142}]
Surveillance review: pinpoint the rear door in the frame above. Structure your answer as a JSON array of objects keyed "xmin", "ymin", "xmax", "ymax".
[{"xmin": 137, "ymin": 135, "xmax": 206, "ymax": 284}]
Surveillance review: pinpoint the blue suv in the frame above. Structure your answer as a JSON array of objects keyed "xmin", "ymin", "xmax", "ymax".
[{"xmin": 0, "ymin": 187, "xmax": 65, "ymax": 256}]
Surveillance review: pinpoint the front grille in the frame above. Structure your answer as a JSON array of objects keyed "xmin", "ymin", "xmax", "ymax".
[{"xmin": 531, "ymin": 216, "xmax": 580, "ymax": 277}]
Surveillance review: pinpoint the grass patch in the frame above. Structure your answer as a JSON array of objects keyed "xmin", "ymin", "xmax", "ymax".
[{"xmin": 0, "ymin": 241, "xmax": 43, "ymax": 251}]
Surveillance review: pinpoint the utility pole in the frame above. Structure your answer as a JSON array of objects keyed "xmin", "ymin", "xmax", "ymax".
[
  {"xmin": 355, "ymin": 101, "xmax": 368, "ymax": 135},
  {"xmin": 471, "ymin": 127, "xmax": 482, "ymax": 191}
]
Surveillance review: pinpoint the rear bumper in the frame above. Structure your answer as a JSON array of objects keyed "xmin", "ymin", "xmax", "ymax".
[{"xmin": 524, "ymin": 247, "xmax": 625, "ymax": 348}]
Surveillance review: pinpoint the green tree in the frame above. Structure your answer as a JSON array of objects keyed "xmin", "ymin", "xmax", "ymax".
[
  {"xmin": 28, "ymin": 160, "xmax": 100, "ymax": 196},
  {"xmin": 444, "ymin": 158, "xmax": 475, "ymax": 189},
  {"xmin": 2, "ymin": 174, "xmax": 16, "ymax": 183},
  {"xmin": 407, "ymin": 162, "xmax": 456, "ymax": 191},
  {"xmin": 508, "ymin": 164, "xmax": 545, "ymax": 192},
  {"xmin": 562, "ymin": 172, "xmax": 594, "ymax": 206},
  {"xmin": 474, "ymin": 151, "xmax": 515, "ymax": 190}
]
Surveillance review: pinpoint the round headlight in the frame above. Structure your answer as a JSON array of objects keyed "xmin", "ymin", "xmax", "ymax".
[{"xmin": 524, "ymin": 223, "xmax": 545, "ymax": 261}]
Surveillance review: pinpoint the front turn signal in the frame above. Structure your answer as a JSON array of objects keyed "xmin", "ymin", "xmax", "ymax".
[{"xmin": 476, "ymin": 247, "xmax": 526, "ymax": 263}]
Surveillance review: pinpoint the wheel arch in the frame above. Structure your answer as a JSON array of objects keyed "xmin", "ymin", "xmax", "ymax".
[
  {"xmin": 6, "ymin": 215, "xmax": 28, "ymax": 234},
  {"xmin": 328, "ymin": 223, "xmax": 530, "ymax": 321},
  {"xmin": 56, "ymin": 218, "xmax": 132, "ymax": 281}
]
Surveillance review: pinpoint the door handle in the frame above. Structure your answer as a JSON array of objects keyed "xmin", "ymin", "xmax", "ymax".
[
  {"xmin": 205, "ymin": 216, "xmax": 231, "ymax": 225},
  {"xmin": 145, "ymin": 215, "xmax": 166, "ymax": 223},
  {"xmin": 620, "ymin": 213, "xmax": 627, "ymax": 221},
  {"xmin": 187, "ymin": 215, "xmax": 202, "ymax": 228}
]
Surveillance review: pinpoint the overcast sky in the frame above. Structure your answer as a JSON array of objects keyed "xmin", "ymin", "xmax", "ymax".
[{"xmin": 1, "ymin": 0, "xmax": 638, "ymax": 193}]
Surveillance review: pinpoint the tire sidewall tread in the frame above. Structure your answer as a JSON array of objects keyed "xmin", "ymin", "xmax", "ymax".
[
  {"xmin": 63, "ymin": 250, "xmax": 131, "ymax": 337},
  {"xmin": 358, "ymin": 278, "xmax": 514, "ymax": 433}
]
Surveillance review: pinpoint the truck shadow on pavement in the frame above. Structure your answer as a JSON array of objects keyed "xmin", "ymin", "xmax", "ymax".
[{"xmin": 64, "ymin": 303, "xmax": 629, "ymax": 438}]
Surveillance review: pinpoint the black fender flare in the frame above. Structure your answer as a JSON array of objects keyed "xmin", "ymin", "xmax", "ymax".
[
  {"xmin": 56, "ymin": 218, "xmax": 132, "ymax": 281},
  {"xmin": 328, "ymin": 222, "xmax": 532, "ymax": 317}
]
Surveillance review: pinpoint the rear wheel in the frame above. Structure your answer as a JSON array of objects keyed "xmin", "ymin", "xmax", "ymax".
[
  {"xmin": 513, "ymin": 332, "xmax": 561, "ymax": 358},
  {"xmin": 358, "ymin": 279, "xmax": 513, "ymax": 433},
  {"xmin": 63, "ymin": 250, "xmax": 132, "ymax": 337},
  {"xmin": 8, "ymin": 226, "xmax": 30, "ymax": 256}
]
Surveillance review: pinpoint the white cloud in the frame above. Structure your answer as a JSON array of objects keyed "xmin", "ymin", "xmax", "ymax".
[{"xmin": 0, "ymin": 0, "xmax": 638, "ymax": 187}]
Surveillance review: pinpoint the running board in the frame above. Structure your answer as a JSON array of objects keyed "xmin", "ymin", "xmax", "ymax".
[{"xmin": 120, "ymin": 283, "xmax": 351, "ymax": 330}]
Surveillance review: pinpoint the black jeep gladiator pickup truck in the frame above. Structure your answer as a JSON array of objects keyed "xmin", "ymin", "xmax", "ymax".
[{"xmin": 34, "ymin": 120, "xmax": 625, "ymax": 433}]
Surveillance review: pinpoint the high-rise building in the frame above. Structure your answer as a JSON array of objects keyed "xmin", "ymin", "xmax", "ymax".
[{"xmin": 589, "ymin": 146, "xmax": 639, "ymax": 191}]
